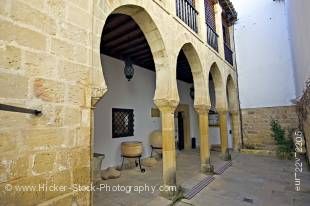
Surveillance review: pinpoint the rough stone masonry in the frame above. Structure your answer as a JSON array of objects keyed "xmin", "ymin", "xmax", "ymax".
[{"xmin": 0, "ymin": 0, "xmax": 93, "ymax": 205}]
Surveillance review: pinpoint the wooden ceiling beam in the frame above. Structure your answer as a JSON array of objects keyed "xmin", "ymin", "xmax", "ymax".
[
  {"xmin": 109, "ymin": 37, "xmax": 147, "ymax": 53},
  {"xmin": 119, "ymin": 44, "xmax": 149, "ymax": 56},
  {"xmin": 101, "ymin": 14, "xmax": 193, "ymax": 81},
  {"xmin": 133, "ymin": 57, "xmax": 153, "ymax": 65},
  {"xmin": 103, "ymin": 29, "xmax": 143, "ymax": 48},
  {"xmin": 130, "ymin": 50, "xmax": 152, "ymax": 59},
  {"xmin": 103, "ymin": 15, "xmax": 132, "ymax": 34},
  {"xmin": 102, "ymin": 22, "xmax": 138, "ymax": 43}
]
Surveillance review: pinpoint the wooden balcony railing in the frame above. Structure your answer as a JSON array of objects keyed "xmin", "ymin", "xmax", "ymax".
[
  {"xmin": 206, "ymin": 23, "xmax": 218, "ymax": 51},
  {"xmin": 176, "ymin": 0, "xmax": 199, "ymax": 33},
  {"xmin": 224, "ymin": 43, "xmax": 233, "ymax": 66}
]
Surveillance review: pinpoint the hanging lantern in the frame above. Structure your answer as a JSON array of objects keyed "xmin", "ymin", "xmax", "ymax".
[
  {"xmin": 190, "ymin": 85, "xmax": 194, "ymax": 100},
  {"xmin": 124, "ymin": 58, "xmax": 134, "ymax": 81}
]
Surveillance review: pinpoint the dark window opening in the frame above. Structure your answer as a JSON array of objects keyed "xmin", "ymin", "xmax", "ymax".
[{"xmin": 222, "ymin": 15, "xmax": 231, "ymax": 47}]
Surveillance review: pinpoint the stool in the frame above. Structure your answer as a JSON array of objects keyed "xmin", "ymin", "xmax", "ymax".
[
  {"xmin": 120, "ymin": 155, "xmax": 145, "ymax": 173},
  {"xmin": 150, "ymin": 145, "xmax": 162, "ymax": 158}
]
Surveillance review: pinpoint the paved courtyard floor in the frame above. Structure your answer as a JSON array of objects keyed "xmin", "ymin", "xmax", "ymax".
[{"xmin": 93, "ymin": 150, "xmax": 310, "ymax": 206}]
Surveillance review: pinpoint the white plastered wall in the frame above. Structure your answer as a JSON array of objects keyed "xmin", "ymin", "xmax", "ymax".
[
  {"xmin": 232, "ymin": 0, "xmax": 296, "ymax": 108},
  {"xmin": 286, "ymin": 0, "xmax": 310, "ymax": 97},
  {"xmin": 94, "ymin": 55, "xmax": 201, "ymax": 169}
]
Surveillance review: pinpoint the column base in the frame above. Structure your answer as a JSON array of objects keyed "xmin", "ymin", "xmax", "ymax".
[
  {"xmin": 160, "ymin": 185, "xmax": 183, "ymax": 200},
  {"xmin": 201, "ymin": 163, "xmax": 214, "ymax": 175},
  {"xmin": 221, "ymin": 150, "xmax": 232, "ymax": 161}
]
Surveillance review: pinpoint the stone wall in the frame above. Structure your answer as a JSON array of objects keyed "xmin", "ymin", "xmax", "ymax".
[
  {"xmin": 241, "ymin": 106, "xmax": 299, "ymax": 149},
  {"xmin": 296, "ymin": 83, "xmax": 310, "ymax": 161},
  {"xmin": 0, "ymin": 0, "xmax": 93, "ymax": 205},
  {"xmin": 304, "ymin": 115, "xmax": 310, "ymax": 161}
]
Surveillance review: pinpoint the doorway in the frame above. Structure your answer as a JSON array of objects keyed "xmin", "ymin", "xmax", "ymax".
[
  {"xmin": 174, "ymin": 104, "xmax": 191, "ymax": 150},
  {"xmin": 227, "ymin": 112, "xmax": 233, "ymax": 149},
  {"xmin": 177, "ymin": 112, "xmax": 185, "ymax": 150}
]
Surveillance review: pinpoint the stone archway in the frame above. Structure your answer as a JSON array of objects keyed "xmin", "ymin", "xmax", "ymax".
[
  {"xmin": 209, "ymin": 62, "xmax": 226, "ymax": 110},
  {"xmin": 175, "ymin": 43, "xmax": 213, "ymax": 173},
  {"xmin": 92, "ymin": 4, "xmax": 171, "ymax": 105},
  {"xmin": 208, "ymin": 63, "xmax": 230, "ymax": 160},
  {"xmin": 226, "ymin": 75, "xmax": 238, "ymax": 112},
  {"xmin": 91, "ymin": 3, "xmax": 180, "ymax": 199},
  {"xmin": 226, "ymin": 74, "xmax": 241, "ymax": 150},
  {"xmin": 178, "ymin": 43, "xmax": 209, "ymax": 107}
]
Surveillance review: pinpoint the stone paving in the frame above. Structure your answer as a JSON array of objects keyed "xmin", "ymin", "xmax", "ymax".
[
  {"xmin": 177, "ymin": 153, "xmax": 310, "ymax": 206},
  {"xmin": 93, "ymin": 150, "xmax": 310, "ymax": 206}
]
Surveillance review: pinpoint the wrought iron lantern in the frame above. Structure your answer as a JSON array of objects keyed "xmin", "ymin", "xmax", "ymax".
[
  {"xmin": 190, "ymin": 85, "xmax": 194, "ymax": 100},
  {"xmin": 124, "ymin": 58, "xmax": 134, "ymax": 81}
]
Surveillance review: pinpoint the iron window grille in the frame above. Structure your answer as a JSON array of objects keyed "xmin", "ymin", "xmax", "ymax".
[{"xmin": 112, "ymin": 108, "xmax": 134, "ymax": 138}]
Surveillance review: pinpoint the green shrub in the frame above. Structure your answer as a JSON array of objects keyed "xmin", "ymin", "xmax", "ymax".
[{"xmin": 270, "ymin": 119, "xmax": 294, "ymax": 160}]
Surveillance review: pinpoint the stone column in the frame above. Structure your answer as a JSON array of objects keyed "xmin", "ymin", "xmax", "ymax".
[
  {"xmin": 91, "ymin": 88, "xmax": 106, "ymax": 205},
  {"xmin": 231, "ymin": 110, "xmax": 241, "ymax": 151},
  {"xmin": 195, "ymin": 105, "xmax": 214, "ymax": 174},
  {"xmin": 218, "ymin": 110, "xmax": 231, "ymax": 160},
  {"xmin": 214, "ymin": 3, "xmax": 225, "ymax": 58},
  {"xmin": 155, "ymin": 100, "xmax": 178, "ymax": 198}
]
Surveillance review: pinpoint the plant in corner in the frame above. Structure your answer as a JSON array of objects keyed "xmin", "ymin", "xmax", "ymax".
[{"xmin": 270, "ymin": 119, "xmax": 294, "ymax": 160}]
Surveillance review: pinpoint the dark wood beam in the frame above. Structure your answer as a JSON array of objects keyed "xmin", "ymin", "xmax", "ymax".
[
  {"xmin": 103, "ymin": 15, "xmax": 132, "ymax": 34},
  {"xmin": 102, "ymin": 22, "xmax": 138, "ymax": 43},
  {"xmin": 119, "ymin": 43, "xmax": 149, "ymax": 56},
  {"xmin": 104, "ymin": 29, "xmax": 142, "ymax": 48},
  {"xmin": 129, "ymin": 50, "xmax": 151, "ymax": 59},
  {"xmin": 109, "ymin": 37, "xmax": 147, "ymax": 53},
  {"xmin": 133, "ymin": 57, "xmax": 153, "ymax": 65},
  {"xmin": 132, "ymin": 53, "xmax": 153, "ymax": 61},
  {"xmin": 138, "ymin": 56, "xmax": 154, "ymax": 63}
]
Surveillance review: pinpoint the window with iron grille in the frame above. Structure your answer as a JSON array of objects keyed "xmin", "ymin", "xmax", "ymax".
[
  {"xmin": 205, "ymin": 0, "xmax": 216, "ymax": 30},
  {"xmin": 222, "ymin": 15, "xmax": 231, "ymax": 46},
  {"xmin": 176, "ymin": 0, "xmax": 198, "ymax": 33},
  {"xmin": 205, "ymin": 0, "xmax": 218, "ymax": 51},
  {"xmin": 112, "ymin": 108, "xmax": 134, "ymax": 138}
]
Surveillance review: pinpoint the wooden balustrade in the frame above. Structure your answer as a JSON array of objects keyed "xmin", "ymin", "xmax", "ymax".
[{"xmin": 176, "ymin": 0, "xmax": 199, "ymax": 33}]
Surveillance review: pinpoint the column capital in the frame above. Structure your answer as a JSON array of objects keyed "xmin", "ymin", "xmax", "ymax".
[
  {"xmin": 91, "ymin": 86, "xmax": 107, "ymax": 108},
  {"xmin": 195, "ymin": 104, "xmax": 211, "ymax": 114},
  {"xmin": 154, "ymin": 99, "xmax": 179, "ymax": 113},
  {"xmin": 230, "ymin": 110, "xmax": 240, "ymax": 115},
  {"xmin": 217, "ymin": 108, "xmax": 228, "ymax": 114}
]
